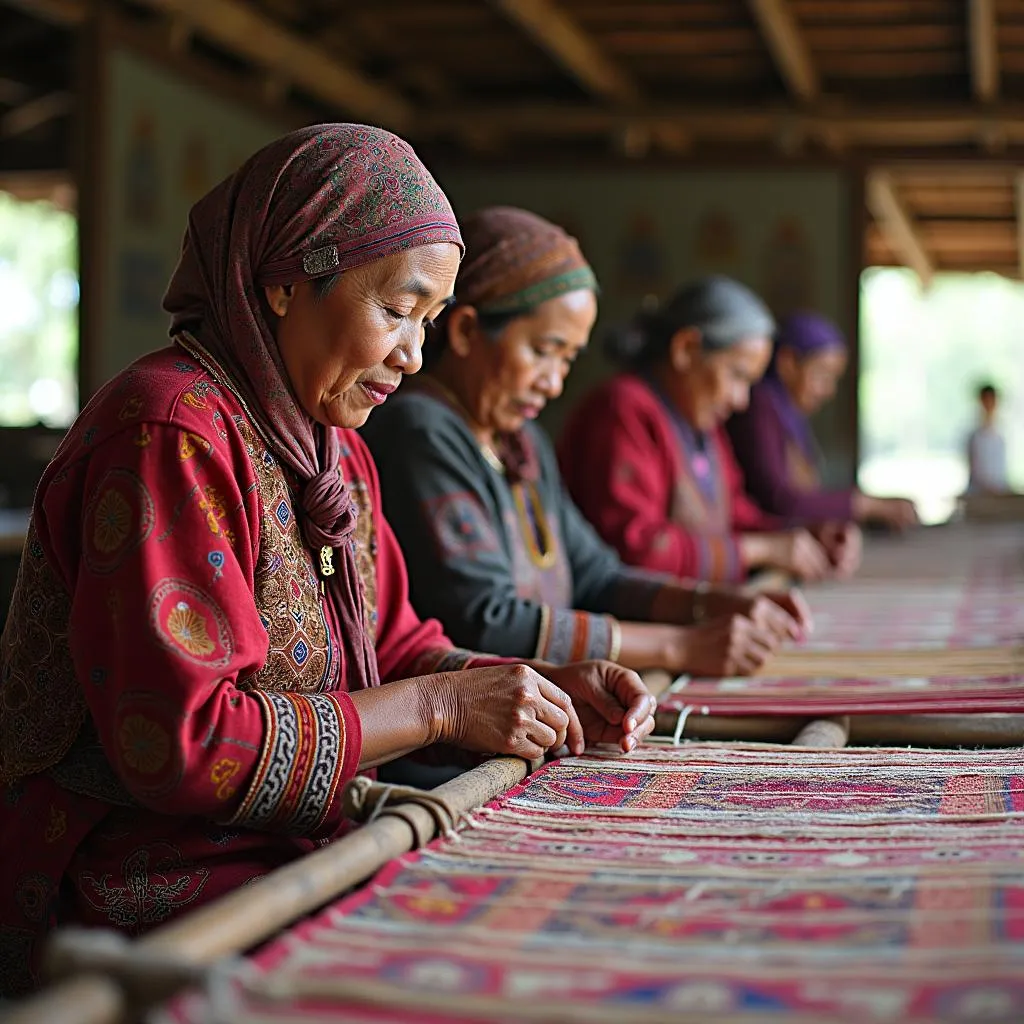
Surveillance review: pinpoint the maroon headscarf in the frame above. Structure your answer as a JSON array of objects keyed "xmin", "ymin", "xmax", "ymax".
[
  {"xmin": 164, "ymin": 124, "xmax": 463, "ymax": 692},
  {"xmin": 433, "ymin": 207, "xmax": 597, "ymax": 483}
]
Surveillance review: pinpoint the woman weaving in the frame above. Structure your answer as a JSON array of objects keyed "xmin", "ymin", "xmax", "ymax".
[
  {"xmin": 363, "ymin": 208, "xmax": 810, "ymax": 677},
  {"xmin": 727, "ymin": 311, "xmax": 918, "ymax": 530},
  {"xmin": 0, "ymin": 128, "xmax": 655, "ymax": 996},
  {"xmin": 560, "ymin": 277, "xmax": 861, "ymax": 585}
]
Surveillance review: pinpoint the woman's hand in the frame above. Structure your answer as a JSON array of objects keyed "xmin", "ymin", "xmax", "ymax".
[
  {"xmin": 771, "ymin": 529, "xmax": 833, "ymax": 581},
  {"xmin": 543, "ymin": 661, "xmax": 656, "ymax": 753},
  {"xmin": 675, "ymin": 615, "xmax": 778, "ymax": 677},
  {"xmin": 813, "ymin": 521, "xmax": 862, "ymax": 578},
  {"xmin": 854, "ymin": 493, "xmax": 920, "ymax": 531},
  {"xmin": 432, "ymin": 664, "xmax": 585, "ymax": 760},
  {"xmin": 706, "ymin": 589, "xmax": 812, "ymax": 642}
]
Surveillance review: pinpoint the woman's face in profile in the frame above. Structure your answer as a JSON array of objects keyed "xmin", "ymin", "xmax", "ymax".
[
  {"xmin": 453, "ymin": 288, "xmax": 597, "ymax": 436},
  {"xmin": 266, "ymin": 242, "xmax": 461, "ymax": 429},
  {"xmin": 677, "ymin": 333, "xmax": 773, "ymax": 432}
]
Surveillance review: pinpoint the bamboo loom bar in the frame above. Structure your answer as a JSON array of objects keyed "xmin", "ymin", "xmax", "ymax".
[
  {"xmin": 791, "ymin": 715, "xmax": 851, "ymax": 748},
  {"xmin": 653, "ymin": 709, "xmax": 1024, "ymax": 747},
  {"xmin": 5, "ymin": 756, "xmax": 533, "ymax": 1024}
]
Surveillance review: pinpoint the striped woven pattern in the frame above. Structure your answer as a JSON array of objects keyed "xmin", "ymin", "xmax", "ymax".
[{"xmin": 156, "ymin": 744, "xmax": 1024, "ymax": 1023}]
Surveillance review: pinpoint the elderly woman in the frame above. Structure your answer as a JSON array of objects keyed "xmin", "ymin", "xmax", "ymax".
[
  {"xmin": 560, "ymin": 277, "xmax": 860, "ymax": 584},
  {"xmin": 0, "ymin": 129, "xmax": 654, "ymax": 996},
  {"xmin": 727, "ymin": 311, "xmax": 918, "ymax": 530},
  {"xmin": 363, "ymin": 209, "xmax": 810, "ymax": 681}
]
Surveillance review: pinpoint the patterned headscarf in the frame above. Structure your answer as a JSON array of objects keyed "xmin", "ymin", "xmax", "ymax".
[
  {"xmin": 164, "ymin": 123, "xmax": 463, "ymax": 692},
  {"xmin": 455, "ymin": 207, "xmax": 597, "ymax": 316},
  {"xmin": 765, "ymin": 312, "xmax": 846, "ymax": 458},
  {"xmin": 430, "ymin": 207, "xmax": 596, "ymax": 484}
]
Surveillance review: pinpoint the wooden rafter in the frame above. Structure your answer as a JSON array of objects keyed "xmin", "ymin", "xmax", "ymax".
[
  {"xmin": 133, "ymin": 0, "xmax": 413, "ymax": 129},
  {"xmin": 1015, "ymin": 174, "xmax": 1024, "ymax": 280},
  {"xmin": 746, "ymin": 0, "xmax": 818, "ymax": 102},
  {"xmin": 969, "ymin": 0, "xmax": 999, "ymax": 103},
  {"xmin": 420, "ymin": 102, "xmax": 1024, "ymax": 149},
  {"xmin": 0, "ymin": 90, "xmax": 71, "ymax": 137},
  {"xmin": 489, "ymin": 0, "xmax": 639, "ymax": 105},
  {"xmin": 866, "ymin": 171, "xmax": 934, "ymax": 287},
  {"xmin": 0, "ymin": 0, "xmax": 84, "ymax": 26}
]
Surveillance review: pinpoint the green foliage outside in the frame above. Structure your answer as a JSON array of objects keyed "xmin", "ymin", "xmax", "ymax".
[
  {"xmin": 0, "ymin": 191, "xmax": 79, "ymax": 427},
  {"xmin": 860, "ymin": 267, "xmax": 1024, "ymax": 521}
]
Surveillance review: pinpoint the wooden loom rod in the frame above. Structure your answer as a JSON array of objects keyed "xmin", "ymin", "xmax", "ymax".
[
  {"xmin": 12, "ymin": 756, "xmax": 531, "ymax": 1024},
  {"xmin": 791, "ymin": 715, "xmax": 850, "ymax": 748},
  {"xmin": 147, "ymin": 755, "xmax": 529, "ymax": 956},
  {"xmin": 653, "ymin": 710, "xmax": 1024, "ymax": 748}
]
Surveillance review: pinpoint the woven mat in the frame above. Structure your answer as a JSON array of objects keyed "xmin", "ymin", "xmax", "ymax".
[
  {"xmin": 762, "ymin": 645, "xmax": 1022, "ymax": 680},
  {"xmin": 659, "ymin": 672, "xmax": 1024, "ymax": 716},
  {"xmin": 155, "ymin": 745, "xmax": 1024, "ymax": 1024}
]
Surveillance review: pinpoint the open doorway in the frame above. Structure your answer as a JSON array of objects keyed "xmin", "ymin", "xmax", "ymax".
[{"xmin": 859, "ymin": 266, "xmax": 1024, "ymax": 524}]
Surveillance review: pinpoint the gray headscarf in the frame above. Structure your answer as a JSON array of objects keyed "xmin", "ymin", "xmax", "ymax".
[{"xmin": 607, "ymin": 275, "xmax": 776, "ymax": 366}]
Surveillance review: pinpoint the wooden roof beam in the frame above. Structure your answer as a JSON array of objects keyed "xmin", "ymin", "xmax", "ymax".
[
  {"xmin": 0, "ymin": 0, "xmax": 84, "ymax": 26},
  {"xmin": 1, "ymin": 90, "xmax": 72, "ymax": 138},
  {"xmin": 746, "ymin": 0, "xmax": 818, "ymax": 102},
  {"xmin": 489, "ymin": 0, "xmax": 640, "ymax": 105},
  {"xmin": 867, "ymin": 171, "xmax": 934, "ymax": 288},
  {"xmin": 1015, "ymin": 174, "xmax": 1024, "ymax": 280},
  {"xmin": 969, "ymin": 0, "xmax": 999, "ymax": 103},
  {"xmin": 135, "ymin": 0, "xmax": 413, "ymax": 129}
]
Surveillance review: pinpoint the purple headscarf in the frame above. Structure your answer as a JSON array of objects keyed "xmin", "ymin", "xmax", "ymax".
[
  {"xmin": 764, "ymin": 312, "xmax": 846, "ymax": 458},
  {"xmin": 164, "ymin": 124, "xmax": 463, "ymax": 692}
]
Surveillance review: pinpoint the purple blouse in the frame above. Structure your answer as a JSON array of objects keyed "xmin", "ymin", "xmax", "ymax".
[{"xmin": 727, "ymin": 380, "xmax": 854, "ymax": 523}]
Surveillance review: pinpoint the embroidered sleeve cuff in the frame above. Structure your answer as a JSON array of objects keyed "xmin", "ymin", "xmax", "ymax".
[
  {"xmin": 535, "ymin": 607, "xmax": 613, "ymax": 664},
  {"xmin": 229, "ymin": 690, "xmax": 360, "ymax": 837},
  {"xmin": 695, "ymin": 535, "xmax": 744, "ymax": 583}
]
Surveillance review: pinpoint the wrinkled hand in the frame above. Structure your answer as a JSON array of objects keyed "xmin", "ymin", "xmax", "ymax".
[
  {"xmin": 814, "ymin": 521, "xmax": 862, "ymax": 579},
  {"xmin": 543, "ymin": 661, "xmax": 656, "ymax": 754},
  {"xmin": 436, "ymin": 664, "xmax": 584, "ymax": 760},
  {"xmin": 680, "ymin": 615, "xmax": 779, "ymax": 677},
  {"xmin": 777, "ymin": 528, "xmax": 832, "ymax": 581},
  {"xmin": 878, "ymin": 498, "xmax": 919, "ymax": 532},
  {"xmin": 709, "ymin": 589, "xmax": 812, "ymax": 642}
]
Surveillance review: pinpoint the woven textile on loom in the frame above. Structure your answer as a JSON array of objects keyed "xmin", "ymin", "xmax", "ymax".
[
  {"xmin": 153, "ymin": 745, "xmax": 1024, "ymax": 1024},
  {"xmin": 658, "ymin": 673, "xmax": 1024, "ymax": 716}
]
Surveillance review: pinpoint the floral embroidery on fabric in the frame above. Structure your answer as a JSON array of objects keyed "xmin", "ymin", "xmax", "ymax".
[
  {"xmin": 208, "ymin": 550, "xmax": 225, "ymax": 582},
  {"xmin": 149, "ymin": 578, "xmax": 234, "ymax": 667},
  {"xmin": 118, "ymin": 396, "xmax": 143, "ymax": 420},
  {"xmin": 349, "ymin": 479, "xmax": 378, "ymax": 641},
  {"xmin": 241, "ymin": 419, "xmax": 333, "ymax": 694},
  {"xmin": 76, "ymin": 842, "xmax": 210, "ymax": 934},
  {"xmin": 425, "ymin": 491, "xmax": 502, "ymax": 561},
  {"xmin": 82, "ymin": 468, "xmax": 156, "ymax": 575},
  {"xmin": 112, "ymin": 693, "xmax": 184, "ymax": 799},
  {"xmin": 118, "ymin": 714, "xmax": 171, "ymax": 775},
  {"xmin": 13, "ymin": 873, "xmax": 54, "ymax": 923},
  {"xmin": 134, "ymin": 426, "xmax": 152, "ymax": 448},
  {"xmin": 210, "ymin": 758, "xmax": 241, "ymax": 800},
  {"xmin": 44, "ymin": 805, "xmax": 66, "ymax": 843},
  {"xmin": 198, "ymin": 485, "xmax": 236, "ymax": 547},
  {"xmin": 0, "ymin": 524, "xmax": 85, "ymax": 781},
  {"xmin": 178, "ymin": 431, "xmax": 212, "ymax": 461}
]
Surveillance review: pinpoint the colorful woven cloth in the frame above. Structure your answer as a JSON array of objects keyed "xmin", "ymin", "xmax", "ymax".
[
  {"xmin": 155, "ymin": 745, "xmax": 1024, "ymax": 1023},
  {"xmin": 659, "ymin": 673, "xmax": 1024, "ymax": 716}
]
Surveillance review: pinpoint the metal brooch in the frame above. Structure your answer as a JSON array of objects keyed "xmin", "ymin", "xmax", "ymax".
[{"xmin": 302, "ymin": 245, "xmax": 341, "ymax": 278}]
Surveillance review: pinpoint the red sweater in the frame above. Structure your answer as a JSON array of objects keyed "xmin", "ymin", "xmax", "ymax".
[{"xmin": 559, "ymin": 374, "xmax": 779, "ymax": 583}]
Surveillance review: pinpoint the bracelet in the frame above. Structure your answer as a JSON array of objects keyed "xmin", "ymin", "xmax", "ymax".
[
  {"xmin": 690, "ymin": 581, "xmax": 710, "ymax": 624},
  {"xmin": 607, "ymin": 618, "xmax": 622, "ymax": 663}
]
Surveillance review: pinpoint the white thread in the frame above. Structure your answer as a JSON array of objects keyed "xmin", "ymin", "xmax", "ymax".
[
  {"xmin": 671, "ymin": 705, "xmax": 694, "ymax": 746},
  {"xmin": 667, "ymin": 674, "xmax": 690, "ymax": 694}
]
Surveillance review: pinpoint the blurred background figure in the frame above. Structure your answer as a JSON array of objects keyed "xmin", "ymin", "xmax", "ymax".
[
  {"xmin": 966, "ymin": 383, "xmax": 1010, "ymax": 496},
  {"xmin": 729, "ymin": 311, "xmax": 918, "ymax": 532}
]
